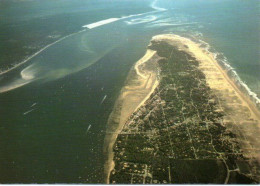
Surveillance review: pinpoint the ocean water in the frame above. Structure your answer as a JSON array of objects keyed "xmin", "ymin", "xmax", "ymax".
[{"xmin": 0, "ymin": 0, "xmax": 259, "ymax": 183}]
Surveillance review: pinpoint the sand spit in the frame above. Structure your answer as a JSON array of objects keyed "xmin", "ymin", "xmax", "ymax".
[
  {"xmin": 104, "ymin": 34, "xmax": 260, "ymax": 183},
  {"xmin": 103, "ymin": 49, "xmax": 160, "ymax": 183},
  {"xmin": 153, "ymin": 34, "xmax": 260, "ymax": 162}
]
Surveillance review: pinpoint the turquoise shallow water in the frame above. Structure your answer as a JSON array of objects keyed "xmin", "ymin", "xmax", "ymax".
[{"xmin": 0, "ymin": 0, "xmax": 259, "ymax": 183}]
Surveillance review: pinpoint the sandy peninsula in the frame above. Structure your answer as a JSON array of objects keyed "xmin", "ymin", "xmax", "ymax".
[{"xmin": 104, "ymin": 34, "xmax": 260, "ymax": 183}]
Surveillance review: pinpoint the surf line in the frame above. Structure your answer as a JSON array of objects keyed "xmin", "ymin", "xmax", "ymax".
[{"xmin": 0, "ymin": 29, "xmax": 86, "ymax": 76}]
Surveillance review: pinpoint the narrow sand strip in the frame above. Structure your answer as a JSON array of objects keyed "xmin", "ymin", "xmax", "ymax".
[{"xmin": 104, "ymin": 49, "xmax": 159, "ymax": 183}]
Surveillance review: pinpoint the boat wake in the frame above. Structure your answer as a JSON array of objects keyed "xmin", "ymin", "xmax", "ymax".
[{"xmin": 100, "ymin": 95, "xmax": 107, "ymax": 105}]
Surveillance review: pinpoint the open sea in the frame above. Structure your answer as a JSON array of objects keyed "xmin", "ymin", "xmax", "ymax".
[{"xmin": 0, "ymin": 0, "xmax": 259, "ymax": 183}]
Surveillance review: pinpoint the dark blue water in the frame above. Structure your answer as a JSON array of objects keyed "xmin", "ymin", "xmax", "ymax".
[{"xmin": 0, "ymin": 0, "xmax": 259, "ymax": 183}]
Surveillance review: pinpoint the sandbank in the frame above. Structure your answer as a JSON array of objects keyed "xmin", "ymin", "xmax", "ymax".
[{"xmin": 103, "ymin": 49, "xmax": 160, "ymax": 183}]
